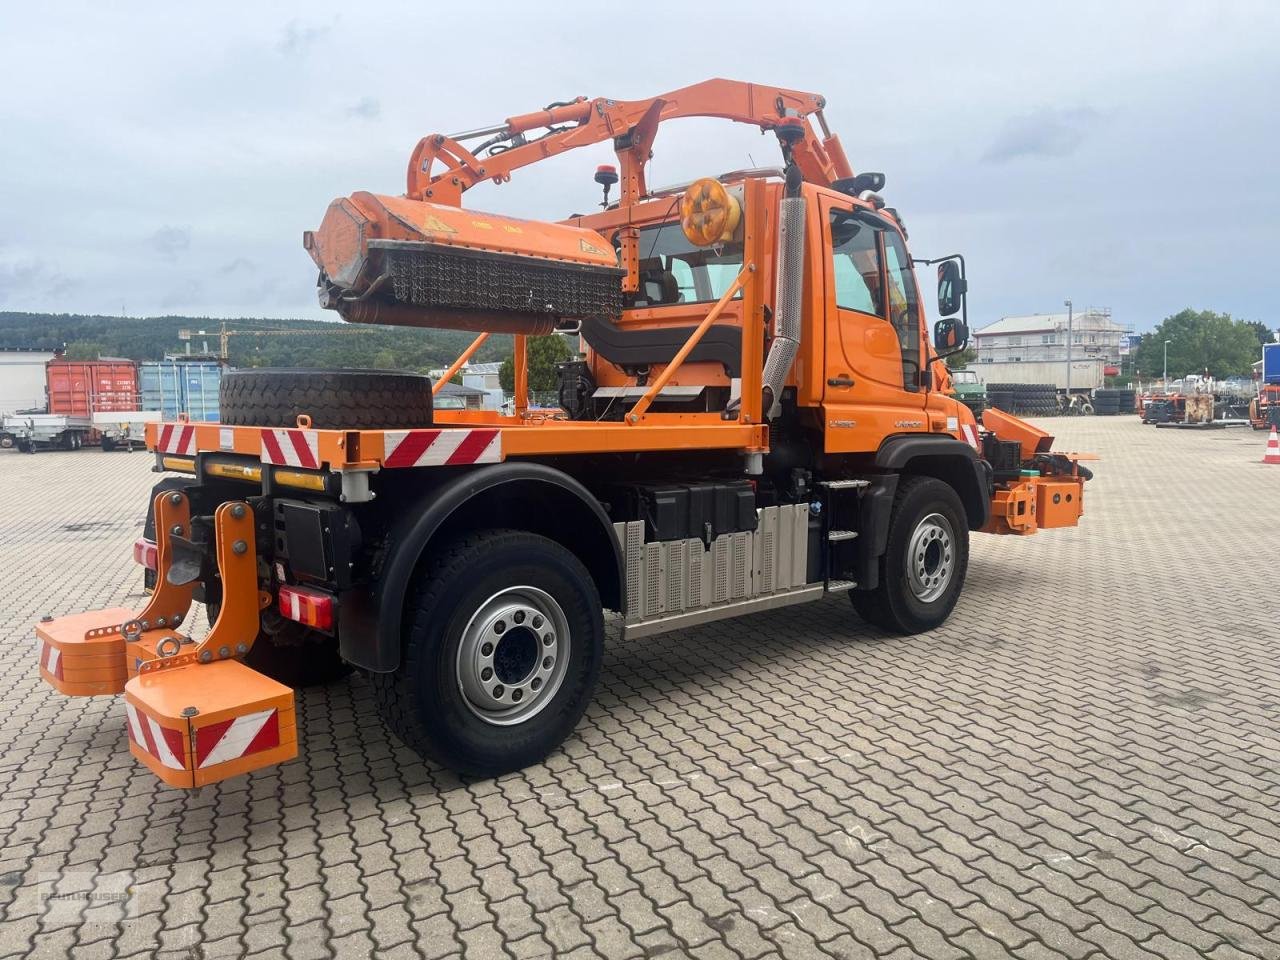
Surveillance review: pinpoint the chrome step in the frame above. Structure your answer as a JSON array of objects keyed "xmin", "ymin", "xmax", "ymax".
[
  {"xmin": 826, "ymin": 579, "xmax": 858, "ymax": 592},
  {"xmin": 828, "ymin": 530, "xmax": 859, "ymax": 542},
  {"xmin": 819, "ymin": 479, "xmax": 870, "ymax": 490}
]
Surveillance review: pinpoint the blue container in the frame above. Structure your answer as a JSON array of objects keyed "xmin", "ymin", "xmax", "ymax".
[
  {"xmin": 140, "ymin": 361, "xmax": 222, "ymax": 421},
  {"xmin": 1265, "ymin": 343, "xmax": 1280, "ymax": 385}
]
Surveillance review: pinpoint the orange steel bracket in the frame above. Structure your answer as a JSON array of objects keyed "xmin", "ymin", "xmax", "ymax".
[
  {"xmin": 135, "ymin": 490, "xmax": 196, "ymax": 631},
  {"xmin": 982, "ymin": 407, "xmax": 1053, "ymax": 461},
  {"xmin": 433, "ymin": 332, "xmax": 490, "ymax": 396},
  {"xmin": 513, "ymin": 335, "xmax": 529, "ymax": 418},
  {"xmin": 186, "ymin": 502, "xmax": 269, "ymax": 666},
  {"xmin": 627, "ymin": 263, "xmax": 755, "ymax": 423}
]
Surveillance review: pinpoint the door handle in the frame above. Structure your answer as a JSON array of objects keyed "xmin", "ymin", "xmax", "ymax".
[{"xmin": 827, "ymin": 375, "xmax": 854, "ymax": 387}]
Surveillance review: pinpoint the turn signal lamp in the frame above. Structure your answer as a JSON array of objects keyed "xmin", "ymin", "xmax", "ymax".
[{"xmin": 679, "ymin": 178, "xmax": 741, "ymax": 246}]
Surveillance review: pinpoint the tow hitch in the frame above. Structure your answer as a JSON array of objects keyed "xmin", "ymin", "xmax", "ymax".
[{"xmin": 35, "ymin": 491, "xmax": 297, "ymax": 788}]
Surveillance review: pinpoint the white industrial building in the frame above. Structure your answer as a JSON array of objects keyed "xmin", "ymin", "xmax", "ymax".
[
  {"xmin": 428, "ymin": 360, "xmax": 504, "ymax": 410},
  {"xmin": 974, "ymin": 308, "xmax": 1130, "ymax": 364}
]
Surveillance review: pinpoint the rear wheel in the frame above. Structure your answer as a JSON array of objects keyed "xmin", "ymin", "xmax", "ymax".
[
  {"xmin": 372, "ymin": 529, "xmax": 604, "ymax": 777},
  {"xmin": 851, "ymin": 476, "xmax": 969, "ymax": 634}
]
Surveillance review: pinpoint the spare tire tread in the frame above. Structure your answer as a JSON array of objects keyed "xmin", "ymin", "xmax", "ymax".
[{"xmin": 220, "ymin": 368, "xmax": 434, "ymax": 429}]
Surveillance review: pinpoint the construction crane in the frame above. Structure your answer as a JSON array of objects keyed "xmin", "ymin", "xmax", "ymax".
[{"xmin": 178, "ymin": 319, "xmax": 367, "ymax": 362}]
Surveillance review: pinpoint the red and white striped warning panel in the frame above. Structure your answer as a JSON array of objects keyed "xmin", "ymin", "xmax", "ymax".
[
  {"xmin": 156, "ymin": 423, "xmax": 196, "ymax": 456},
  {"xmin": 37, "ymin": 639, "xmax": 63, "ymax": 681},
  {"xmin": 960, "ymin": 423, "xmax": 980, "ymax": 450},
  {"xmin": 260, "ymin": 429, "xmax": 320, "ymax": 469},
  {"xmin": 125, "ymin": 702, "xmax": 186, "ymax": 771},
  {"xmin": 382, "ymin": 428, "xmax": 501, "ymax": 468},
  {"xmin": 194, "ymin": 708, "xmax": 281, "ymax": 769}
]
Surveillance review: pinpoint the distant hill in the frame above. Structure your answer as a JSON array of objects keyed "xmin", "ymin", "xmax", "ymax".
[{"xmin": 0, "ymin": 312, "xmax": 512, "ymax": 372}]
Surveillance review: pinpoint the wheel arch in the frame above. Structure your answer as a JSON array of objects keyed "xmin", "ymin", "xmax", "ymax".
[
  {"xmin": 875, "ymin": 435, "xmax": 992, "ymax": 531},
  {"xmin": 341, "ymin": 462, "xmax": 623, "ymax": 673}
]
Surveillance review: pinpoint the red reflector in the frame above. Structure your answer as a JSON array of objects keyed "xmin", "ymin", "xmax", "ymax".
[
  {"xmin": 134, "ymin": 538, "xmax": 157, "ymax": 570},
  {"xmin": 278, "ymin": 585, "xmax": 334, "ymax": 631}
]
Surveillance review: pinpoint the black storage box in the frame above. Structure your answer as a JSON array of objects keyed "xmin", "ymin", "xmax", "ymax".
[{"xmin": 618, "ymin": 480, "xmax": 757, "ymax": 543}]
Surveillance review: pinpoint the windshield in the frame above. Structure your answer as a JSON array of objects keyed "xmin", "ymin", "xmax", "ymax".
[{"xmin": 622, "ymin": 223, "xmax": 745, "ymax": 307}]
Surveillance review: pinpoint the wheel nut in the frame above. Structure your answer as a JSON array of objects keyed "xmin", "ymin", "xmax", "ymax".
[
  {"xmin": 481, "ymin": 643, "xmax": 493, "ymax": 656},
  {"xmin": 542, "ymin": 633, "xmax": 553, "ymax": 646},
  {"xmin": 542, "ymin": 656, "xmax": 553, "ymax": 669},
  {"xmin": 492, "ymin": 685, "xmax": 504, "ymax": 698},
  {"xmin": 513, "ymin": 610, "xmax": 525, "ymax": 624},
  {"xmin": 532, "ymin": 615, "xmax": 543, "ymax": 629},
  {"xmin": 494, "ymin": 620, "xmax": 505, "ymax": 634},
  {"xmin": 512, "ymin": 689, "xmax": 523, "ymax": 702},
  {"xmin": 481, "ymin": 667, "xmax": 493, "ymax": 681},
  {"xmin": 531, "ymin": 678, "xmax": 542, "ymax": 691}
]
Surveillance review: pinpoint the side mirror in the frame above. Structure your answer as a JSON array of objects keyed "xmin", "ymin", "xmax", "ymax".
[
  {"xmin": 934, "ymin": 318, "xmax": 969, "ymax": 354},
  {"xmin": 937, "ymin": 260, "xmax": 967, "ymax": 317}
]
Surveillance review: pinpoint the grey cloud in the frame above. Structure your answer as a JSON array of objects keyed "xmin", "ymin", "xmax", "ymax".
[
  {"xmin": 220, "ymin": 257, "xmax": 255, "ymax": 275},
  {"xmin": 0, "ymin": 258, "xmax": 76, "ymax": 305},
  {"xmin": 982, "ymin": 107, "xmax": 1100, "ymax": 164},
  {"xmin": 277, "ymin": 19, "xmax": 329, "ymax": 56},
  {"xmin": 347, "ymin": 97, "xmax": 381, "ymax": 120},
  {"xmin": 149, "ymin": 226, "xmax": 190, "ymax": 261}
]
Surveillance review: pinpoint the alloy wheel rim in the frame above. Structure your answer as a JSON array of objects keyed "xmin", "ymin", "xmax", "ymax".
[
  {"xmin": 456, "ymin": 585, "xmax": 570, "ymax": 726},
  {"xmin": 907, "ymin": 512, "xmax": 955, "ymax": 603}
]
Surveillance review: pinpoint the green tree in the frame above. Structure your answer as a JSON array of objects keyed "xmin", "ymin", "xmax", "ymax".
[
  {"xmin": 944, "ymin": 345, "xmax": 976, "ymax": 370},
  {"xmin": 64, "ymin": 341, "xmax": 105, "ymax": 360},
  {"xmin": 499, "ymin": 334, "xmax": 575, "ymax": 392},
  {"xmin": 1243, "ymin": 320, "xmax": 1276, "ymax": 347},
  {"xmin": 1132, "ymin": 309, "xmax": 1261, "ymax": 380}
]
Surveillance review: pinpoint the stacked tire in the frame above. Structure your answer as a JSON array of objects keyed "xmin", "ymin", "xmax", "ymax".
[
  {"xmin": 987, "ymin": 383, "xmax": 1059, "ymax": 417},
  {"xmin": 1093, "ymin": 388, "xmax": 1136, "ymax": 416},
  {"xmin": 1143, "ymin": 399, "xmax": 1172, "ymax": 424}
]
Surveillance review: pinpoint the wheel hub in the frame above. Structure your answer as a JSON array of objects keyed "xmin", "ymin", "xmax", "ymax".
[
  {"xmin": 907, "ymin": 512, "xmax": 955, "ymax": 603},
  {"xmin": 456, "ymin": 586, "xmax": 570, "ymax": 726}
]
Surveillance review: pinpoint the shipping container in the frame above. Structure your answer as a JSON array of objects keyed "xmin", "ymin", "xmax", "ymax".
[
  {"xmin": 46, "ymin": 359, "xmax": 139, "ymax": 416},
  {"xmin": 140, "ymin": 360, "xmax": 222, "ymax": 421},
  {"xmin": 0, "ymin": 349, "xmax": 57, "ymax": 415}
]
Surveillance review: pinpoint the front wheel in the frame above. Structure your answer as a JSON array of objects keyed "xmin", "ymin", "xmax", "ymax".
[
  {"xmin": 850, "ymin": 476, "xmax": 969, "ymax": 634},
  {"xmin": 372, "ymin": 529, "xmax": 604, "ymax": 777}
]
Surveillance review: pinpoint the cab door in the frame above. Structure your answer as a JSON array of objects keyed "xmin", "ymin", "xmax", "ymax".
[{"xmin": 820, "ymin": 196, "xmax": 927, "ymax": 453}]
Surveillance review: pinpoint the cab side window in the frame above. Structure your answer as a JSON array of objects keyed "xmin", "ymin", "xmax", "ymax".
[
  {"xmin": 883, "ymin": 229, "xmax": 922, "ymax": 392},
  {"xmin": 829, "ymin": 212, "xmax": 883, "ymax": 316}
]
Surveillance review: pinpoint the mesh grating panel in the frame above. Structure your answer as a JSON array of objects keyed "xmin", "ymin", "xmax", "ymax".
[{"xmin": 384, "ymin": 246, "xmax": 622, "ymax": 320}]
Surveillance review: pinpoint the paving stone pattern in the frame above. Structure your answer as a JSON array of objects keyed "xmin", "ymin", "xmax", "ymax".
[{"xmin": 0, "ymin": 419, "xmax": 1277, "ymax": 958}]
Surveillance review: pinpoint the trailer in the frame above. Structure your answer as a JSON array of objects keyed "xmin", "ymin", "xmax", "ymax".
[
  {"xmin": 3, "ymin": 413, "xmax": 93, "ymax": 452},
  {"xmin": 93, "ymin": 410, "xmax": 162, "ymax": 451},
  {"xmin": 970, "ymin": 358, "xmax": 1107, "ymax": 395}
]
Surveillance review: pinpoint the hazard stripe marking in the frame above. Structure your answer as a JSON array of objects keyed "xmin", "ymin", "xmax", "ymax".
[
  {"xmin": 383, "ymin": 429, "xmax": 502, "ymax": 468},
  {"xmin": 195, "ymin": 709, "xmax": 280, "ymax": 768},
  {"xmin": 39, "ymin": 641, "xmax": 64, "ymax": 680},
  {"xmin": 157, "ymin": 423, "xmax": 196, "ymax": 455},
  {"xmin": 125, "ymin": 703, "xmax": 186, "ymax": 770},
  {"xmin": 259, "ymin": 429, "xmax": 319, "ymax": 468}
]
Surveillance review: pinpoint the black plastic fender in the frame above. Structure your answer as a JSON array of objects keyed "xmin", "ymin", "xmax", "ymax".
[
  {"xmin": 874, "ymin": 434, "xmax": 992, "ymax": 531},
  {"xmin": 339, "ymin": 462, "xmax": 625, "ymax": 673}
]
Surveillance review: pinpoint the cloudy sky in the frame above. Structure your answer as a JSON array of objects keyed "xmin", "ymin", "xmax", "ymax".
[{"xmin": 2, "ymin": 1, "xmax": 1277, "ymax": 333}]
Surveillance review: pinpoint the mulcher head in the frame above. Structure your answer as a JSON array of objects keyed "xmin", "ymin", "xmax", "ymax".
[{"xmin": 304, "ymin": 192, "xmax": 622, "ymax": 333}]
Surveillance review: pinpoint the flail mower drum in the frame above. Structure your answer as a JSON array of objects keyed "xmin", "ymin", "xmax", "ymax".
[{"xmin": 303, "ymin": 192, "xmax": 623, "ymax": 333}]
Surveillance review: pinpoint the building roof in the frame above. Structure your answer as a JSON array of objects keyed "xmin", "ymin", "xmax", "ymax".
[
  {"xmin": 435, "ymin": 381, "xmax": 488, "ymax": 398},
  {"xmin": 976, "ymin": 310, "xmax": 1122, "ymax": 338},
  {"xmin": 464, "ymin": 362, "xmax": 503, "ymax": 374}
]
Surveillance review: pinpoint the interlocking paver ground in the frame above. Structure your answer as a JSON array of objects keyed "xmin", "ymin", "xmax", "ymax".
[{"xmin": 1, "ymin": 418, "xmax": 1278, "ymax": 959}]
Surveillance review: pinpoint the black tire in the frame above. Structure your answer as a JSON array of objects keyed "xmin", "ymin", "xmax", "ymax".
[
  {"xmin": 850, "ymin": 476, "xmax": 969, "ymax": 635},
  {"xmin": 372, "ymin": 529, "xmax": 604, "ymax": 777},
  {"xmin": 102, "ymin": 437, "xmax": 116, "ymax": 452},
  {"xmin": 219, "ymin": 368, "xmax": 434, "ymax": 429}
]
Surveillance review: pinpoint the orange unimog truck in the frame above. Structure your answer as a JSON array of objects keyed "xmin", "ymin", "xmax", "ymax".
[{"xmin": 35, "ymin": 79, "xmax": 1093, "ymax": 786}]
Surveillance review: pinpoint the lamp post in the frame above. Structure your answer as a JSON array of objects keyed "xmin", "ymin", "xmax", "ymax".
[
  {"xmin": 1064, "ymin": 299, "xmax": 1073, "ymax": 396},
  {"xmin": 1163, "ymin": 339, "xmax": 1171, "ymax": 385}
]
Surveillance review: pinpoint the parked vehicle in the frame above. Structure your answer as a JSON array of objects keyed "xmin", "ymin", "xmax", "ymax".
[
  {"xmin": 36, "ymin": 80, "xmax": 1095, "ymax": 789},
  {"xmin": 949, "ymin": 369, "xmax": 987, "ymax": 416},
  {"xmin": 93, "ymin": 411, "xmax": 161, "ymax": 451},
  {"xmin": 4, "ymin": 413, "xmax": 93, "ymax": 452}
]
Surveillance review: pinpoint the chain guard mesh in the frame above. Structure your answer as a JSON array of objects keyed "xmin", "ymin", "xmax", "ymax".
[{"xmin": 386, "ymin": 247, "xmax": 621, "ymax": 321}]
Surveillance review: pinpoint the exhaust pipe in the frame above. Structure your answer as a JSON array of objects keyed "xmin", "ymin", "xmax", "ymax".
[{"xmin": 761, "ymin": 164, "xmax": 805, "ymax": 417}]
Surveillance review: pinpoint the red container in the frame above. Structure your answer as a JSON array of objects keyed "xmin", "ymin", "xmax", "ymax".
[{"xmin": 46, "ymin": 360, "xmax": 140, "ymax": 416}]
